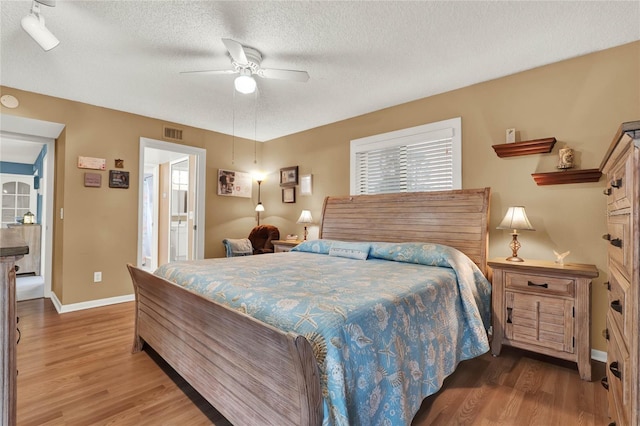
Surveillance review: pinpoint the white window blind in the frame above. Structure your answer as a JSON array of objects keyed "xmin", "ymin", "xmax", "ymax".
[{"xmin": 350, "ymin": 117, "xmax": 461, "ymax": 195}]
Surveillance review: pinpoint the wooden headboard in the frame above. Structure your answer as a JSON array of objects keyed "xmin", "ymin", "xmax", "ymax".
[{"xmin": 319, "ymin": 188, "xmax": 491, "ymax": 276}]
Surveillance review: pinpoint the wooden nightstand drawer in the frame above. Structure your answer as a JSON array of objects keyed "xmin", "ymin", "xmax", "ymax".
[{"xmin": 505, "ymin": 272, "xmax": 574, "ymax": 297}]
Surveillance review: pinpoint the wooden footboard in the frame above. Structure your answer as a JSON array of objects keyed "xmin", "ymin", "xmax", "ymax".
[{"xmin": 126, "ymin": 264, "xmax": 322, "ymax": 426}]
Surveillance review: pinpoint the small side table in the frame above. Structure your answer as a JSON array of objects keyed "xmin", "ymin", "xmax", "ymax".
[
  {"xmin": 272, "ymin": 240, "xmax": 303, "ymax": 253},
  {"xmin": 489, "ymin": 258, "xmax": 598, "ymax": 381}
]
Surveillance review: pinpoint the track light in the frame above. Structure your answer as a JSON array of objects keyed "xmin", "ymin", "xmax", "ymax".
[
  {"xmin": 234, "ymin": 69, "xmax": 257, "ymax": 94},
  {"xmin": 21, "ymin": 0, "xmax": 59, "ymax": 51}
]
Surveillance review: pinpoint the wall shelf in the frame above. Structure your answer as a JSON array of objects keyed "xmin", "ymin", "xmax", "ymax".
[
  {"xmin": 492, "ymin": 137, "xmax": 557, "ymax": 158},
  {"xmin": 531, "ymin": 168, "xmax": 602, "ymax": 186}
]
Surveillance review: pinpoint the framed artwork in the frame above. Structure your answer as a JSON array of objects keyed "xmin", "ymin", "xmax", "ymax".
[
  {"xmin": 282, "ymin": 187, "xmax": 296, "ymax": 203},
  {"xmin": 84, "ymin": 172, "xmax": 102, "ymax": 188},
  {"xmin": 280, "ymin": 166, "xmax": 298, "ymax": 187},
  {"xmin": 300, "ymin": 174, "xmax": 312, "ymax": 195},
  {"xmin": 108, "ymin": 170, "xmax": 129, "ymax": 188},
  {"xmin": 218, "ymin": 169, "xmax": 251, "ymax": 198}
]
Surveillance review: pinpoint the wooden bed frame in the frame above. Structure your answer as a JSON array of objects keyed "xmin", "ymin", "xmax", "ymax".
[{"xmin": 127, "ymin": 188, "xmax": 490, "ymax": 426}]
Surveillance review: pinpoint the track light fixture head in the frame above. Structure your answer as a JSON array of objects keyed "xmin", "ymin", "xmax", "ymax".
[{"xmin": 21, "ymin": 0, "xmax": 59, "ymax": 51}]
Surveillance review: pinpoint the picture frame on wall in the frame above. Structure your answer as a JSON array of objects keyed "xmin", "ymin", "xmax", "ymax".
[
  {"xmin": 300, "ymin": 174, "xmax": 312, "ymax": 195},
  {"xmin": 282, "ymin": 187, "xmax": 296, "ymax": 203},
  {"xmin": 108, "ymin": 170, "xmax": 129, "ymax": 188},
  {"xmin": 280, "ymin": 166, "xmax": 298, "ymax": 187},
  {"xmin": 217, "ymin": 169, "xmax": 251, "ymax": 198}
]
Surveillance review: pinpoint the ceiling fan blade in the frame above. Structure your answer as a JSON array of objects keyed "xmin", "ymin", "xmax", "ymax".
[
  {"xmin": 180, "ymin": 69, "xmax": 237, "ymax": 75},
  {"xmin": 258, "ymin": 68, "xmax": 310, "ymax": 82},
  {"xmin": 222, "ymin": 38, "xmax": 248, "ymax": 65}
]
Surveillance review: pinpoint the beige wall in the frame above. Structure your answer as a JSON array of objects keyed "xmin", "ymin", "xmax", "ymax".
[
  {"xmin": 263, "ymin": 41, "xmax": 640, "ymax": 353},
  {"xmin": 1, "ymin": 41, "xmax": 638, "ymax": 352},
  {"xmin": 1, "ymin": 88, "xmax": 263, "ymax": 304}
]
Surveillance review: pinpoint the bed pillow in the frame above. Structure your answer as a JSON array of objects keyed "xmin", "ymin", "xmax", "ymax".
[
  {"xmin": 328, "ymin": 241, "xmax": 371, "ymax": 260},
  {"xmin": 291, "ymin": 239, "xmax": 334, "ymax": 254}
]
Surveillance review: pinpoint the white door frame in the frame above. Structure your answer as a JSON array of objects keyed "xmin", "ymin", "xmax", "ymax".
[
  {"xmin": 1, "ymin": 114, "xmax": 63, "ymax": 299},
  {"xmin": 138, "ymin": 137, "xmax": 206, "ymax": 267}
]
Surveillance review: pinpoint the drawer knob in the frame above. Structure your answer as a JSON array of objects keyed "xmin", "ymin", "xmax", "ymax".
[
  {"xmin": 603, "ymin": 281, "xmax": 611, "ymax": 291},
  {"xmin": 603, "ymin": 328, "xmax": 610, "ymax": 341},
  {"xmin": 527, "ymin": 280, "xmax": 548, "ymax": 289},
  {"xmin": 609, "ymin": 361, "xmax": 622, "ymax": 380},
  {"xmin": 603, "ymin": 187, "xmax": 612, "ymax": 196},
  {"xmin": 602, "ymin": 233, "xmax": 611, "ymax": 241},
  {"xmin": 601, "ymin": 376, "xmax": 609, "ymax": 390},
  {"xmin": 610, "ymin": 238, "xmax": 623, "ymax": 248},
  {"xmin": 611, "ymin": 178, "xmax": 622, "ymax": 189},
  {"xmin": 611, "ymin": 300, "xmax": 623, "ymax": 314}
]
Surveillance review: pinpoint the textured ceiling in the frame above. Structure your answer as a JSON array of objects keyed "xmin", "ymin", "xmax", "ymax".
[{"xmin": 1, "ymin": 1, "xmax": 639, "ymax": 143}]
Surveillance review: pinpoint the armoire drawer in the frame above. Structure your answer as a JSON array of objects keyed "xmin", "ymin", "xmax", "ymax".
[
  {"xmin": 604, "ymin": 135, "xmax": 634, "ymax": 212},
  {"xmin": 606, "ymin": 212, "xmax": 632, "ymax": 281},
  {"xmin": 607, "ymin": 264, "xmax": 632, "ymax": 343},
  {"xmin": 607, "ymin": 312, "xmax": 630, "ymax": 426}
]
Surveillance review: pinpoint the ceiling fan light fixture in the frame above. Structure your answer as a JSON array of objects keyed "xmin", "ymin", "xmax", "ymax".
[
  {"xmin": 21, "ymin": 1, "xmax": 59, "ymax": 51},
  {"xmin": 234, "ymin": 70, "xmax": 256, "ymax": 94}
]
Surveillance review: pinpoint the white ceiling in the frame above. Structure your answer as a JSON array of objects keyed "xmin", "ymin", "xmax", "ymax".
[{"xmin": 1, "ymin": 1, "xmax": 639, "ymax": 145}]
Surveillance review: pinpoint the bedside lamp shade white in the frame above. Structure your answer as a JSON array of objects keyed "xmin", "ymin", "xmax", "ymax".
[
  {"xmin": 497, "ymin": 206, "xmax": 535, "ymax": 262},
  {"xmin": 296, "ymin": 210, "xmax": 313, "ymax": 241}
]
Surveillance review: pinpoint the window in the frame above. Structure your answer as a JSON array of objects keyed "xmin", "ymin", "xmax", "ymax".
[
  {"xmin": 350, "ymin": 117, "xmax": 461, "ymax": 195},
  {"xmin": 1, "ymin": 176, "xmax": 36, "ymax": 227}
]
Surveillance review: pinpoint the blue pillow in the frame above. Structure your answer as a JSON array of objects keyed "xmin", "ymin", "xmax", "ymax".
[{"xmin": 328, "ymin": 241, "xmax": 371, "ymax": 260}]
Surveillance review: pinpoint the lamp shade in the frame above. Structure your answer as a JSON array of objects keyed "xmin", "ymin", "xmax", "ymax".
[
  {"xmin": 255, "ymin": 203, "xmax": 264, "ymax": 212},
  {"xmin": 234, "ymin": 72, "xmax": 256, "ymax": 94},
  {"xmin": 21, "ymin": 12, "xmax": 59, "ymax": 51},
  {"xmin": 497, "ymin": 206, "xmax": 535, "ymax": 231},
  {"xmin": 296, "ymin": 210, "xmax": 313, "ymax": 224}
]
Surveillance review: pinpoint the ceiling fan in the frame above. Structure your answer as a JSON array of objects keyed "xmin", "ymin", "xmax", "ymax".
[{"xmin": 181, "ymin": 38, "xmax": 310, "ymax": 94}]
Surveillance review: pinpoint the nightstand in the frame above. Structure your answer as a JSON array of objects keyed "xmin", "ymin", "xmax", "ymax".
[
  {"xmin": 488, "ymin": 258, "xmax": 598, "ymax": 381},
  {"xmin": 272, "ymin": 240, "xmax": 302, "ymax": 253}
]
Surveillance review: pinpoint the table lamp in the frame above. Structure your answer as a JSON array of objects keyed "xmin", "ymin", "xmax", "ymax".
[
  {"xmin": 497, "ymin": 206, "xmax": 535, "ymax": 262},
  {"xmin": 296, "ymin": 210, "xmax": 313, "ymax": 241}
]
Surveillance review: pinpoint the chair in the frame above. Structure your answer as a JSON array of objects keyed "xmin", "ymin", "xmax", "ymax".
[{"xmin": 223, "ymin": 225, "xmax": 280, "ymax": 257}]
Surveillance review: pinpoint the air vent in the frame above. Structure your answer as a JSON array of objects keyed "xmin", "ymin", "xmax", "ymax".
[{"xmin": 163, "ymin": 126, "xmax": 183, "ymax": 141}]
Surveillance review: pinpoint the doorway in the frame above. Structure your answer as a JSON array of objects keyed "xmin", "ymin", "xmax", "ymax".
[
  {"xmin": 138, "ymin": 138, "xmax": 206, "ymax": 270},
  {"xmin": 1, "ymin": 114, "xmax": 63, "ymax": 301}
]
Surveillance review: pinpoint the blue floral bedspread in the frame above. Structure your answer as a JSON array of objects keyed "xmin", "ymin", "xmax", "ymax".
[{"xmin": 154, "ymin": 240, "xmax": 491, "ymax": 426}]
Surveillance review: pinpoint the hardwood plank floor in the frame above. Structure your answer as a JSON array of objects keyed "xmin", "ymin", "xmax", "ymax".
[{"xmin": 16, "ymin": 298, "xmax": 610, "ymax": 425}]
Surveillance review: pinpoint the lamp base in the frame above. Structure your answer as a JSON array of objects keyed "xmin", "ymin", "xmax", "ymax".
[{"xmin": 505, "ymin": 256, "xmax": 524, "ymax": 262}]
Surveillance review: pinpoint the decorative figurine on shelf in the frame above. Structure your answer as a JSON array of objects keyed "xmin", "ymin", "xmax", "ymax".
[
  {"xmin": 557, "ymin": 147, "xmax": 575, "ymax": 169},
  {"xmin": 553, "ymin": 250, "xmax": 570, "ymax": 265}
]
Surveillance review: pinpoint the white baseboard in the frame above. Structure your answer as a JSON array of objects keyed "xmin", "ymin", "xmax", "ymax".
[
  {"xmin": 591, "ymin": 348, "xmax": 607, "ymax": 363},
  {"xmin": 50, "ymin": 291, "xmax": 135, "ymax": 314}
]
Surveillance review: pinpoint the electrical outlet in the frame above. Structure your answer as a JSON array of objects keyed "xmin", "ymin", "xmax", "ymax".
[{"xmin": 93, "ymin": 272, "xmax": 102, "ymax": 283}]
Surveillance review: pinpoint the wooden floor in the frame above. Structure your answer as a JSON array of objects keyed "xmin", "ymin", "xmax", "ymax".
[{"xmin": 16, "ymin": 298, "xmax": 610, "ymax": 425}]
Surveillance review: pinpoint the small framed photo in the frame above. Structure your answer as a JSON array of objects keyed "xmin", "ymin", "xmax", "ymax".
[
  {"xmin": 108, "ymin": 170, "xmax": 129, "ymax": 189},
  {"xmin": 300, "ymin": 174, "xmax": 312, "ymax": 195},
  {"xmin": 280, "ymin": 166, "xmax": 298, "ymax": 187},
  {"xmin": 282, "ymin": 187, "xmax": 296, "ymax": 203}
]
